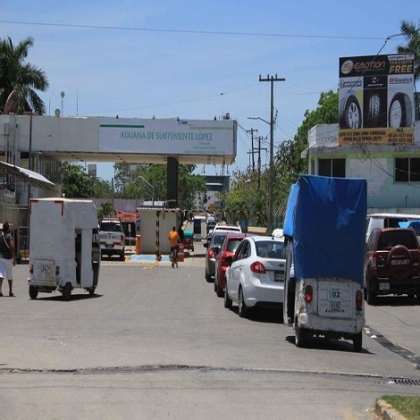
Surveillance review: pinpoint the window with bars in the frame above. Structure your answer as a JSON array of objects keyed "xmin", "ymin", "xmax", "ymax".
[
  {"xmin": 318, "ymin": 158, "xmax": 345, "ymax": 177},
  {"xmin": 395, "ymin": 158, "xmax": 420, "ymax": 182}
]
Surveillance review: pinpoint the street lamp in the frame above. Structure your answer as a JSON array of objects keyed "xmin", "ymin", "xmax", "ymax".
[
  {"xmin": 136, "ymin": 175, "xmax": 155, "ymax": 207},
  {"xmin": 128, "ymin": 164, "xmax": 155, "ymax": 207},
  {"xmin": 248, "ymin": 115, "xmax": 270, "ymax": 125},
  {"xmin": 248, "ymin": 115, "xmax": 274, "ymax": 234}
]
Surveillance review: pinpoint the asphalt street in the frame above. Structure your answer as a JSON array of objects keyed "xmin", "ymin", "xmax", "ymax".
[{"xmin": 1, "ymin": 238, "xmax": 419, "ymax": 419}]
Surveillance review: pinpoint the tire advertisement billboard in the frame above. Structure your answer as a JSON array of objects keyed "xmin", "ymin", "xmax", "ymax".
[{"xmin": 338, "ymin": 54, "xmax": 414, "ymax": 145}]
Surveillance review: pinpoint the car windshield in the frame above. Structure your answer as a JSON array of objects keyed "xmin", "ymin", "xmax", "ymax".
[
  {"xmin": 100, "ymin": 223, "xmax": 121, "ymax": 232},
  {"xmin": 227, "ymin": 239, "xmax": 243, "ymax": 253},
  {"xmin": 378, "ymin": 231, "xmax": 419, "ymax": 250},
  {"xmin": 255, "ymin": 240, "xmax": 286, "ymax": 258},
  {"xmin": 212, "ymin": 234, "xmax": 227, "ymax": 247}
]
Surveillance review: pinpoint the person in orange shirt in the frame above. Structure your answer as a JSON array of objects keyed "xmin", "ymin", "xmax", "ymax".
[{"xmin": 168, "ymin": 226, "xmax": 181, "ymax": 268}]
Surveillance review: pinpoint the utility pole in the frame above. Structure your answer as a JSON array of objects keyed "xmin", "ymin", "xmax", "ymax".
[
  {"xmin": 259, "ymin": 74, "xmax": 285, "ymax": 234},
  {"xmin": 257, "ymin": 136, "xmax": 267, "ymax": 192},
  {"xmin": 246, "ymin": 128, "xmax": 258, "ymax": 172}
]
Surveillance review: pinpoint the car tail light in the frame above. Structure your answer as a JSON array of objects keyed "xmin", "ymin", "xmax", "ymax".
[
  {"xmin": 55, "ymin": 265, "xmax": 60, "ymax": 276},
  {"xmin": 355, "ymin": 289, "xmax": 363, "ymax": 311},
  {"xmin": 29, "ymin": 263, "xmax": 34, "ymax": 274},
  {"xmin": 250, "ymin": 261, "xmax": 266, "ymax": 274},
  {"xmin": 304, "ymin": 285, "xmax": 313, "ymax": 303},
  {"xmin": 208, "ymin": 249, "xmax": 215, "ymax": 259},
  {"xmin": 370, "ymin": 251, "xmax": 377, "ymax": 269}
]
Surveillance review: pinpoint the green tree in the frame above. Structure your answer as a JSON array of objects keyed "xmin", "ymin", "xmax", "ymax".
[
  {"xmin": 61, "ymin": 162, "xmax": 97, "ymax": 198},
  {"xmin": 398, "ymin": 20, "xmax": 420, "ymax": 81},
  {"xmin": 219, "ymin": 168, "xmax": 267, "ymax": 228},
  {"xmin": 97, "ymin": 202, "xmax": 114, "ymax": 219},
  {"xmin": 113, "ymin": 162, "xmax": 206, "ymax": 211},
  {"xmin": 178, "ymin": 164, "xmax": 207, "ymax": 210},
  {"xmin": 0, "ymin": 36, "xmax": 49, "ymax": 115},
  {"xmin": 272, "ymin": 90, "xmax": 339, "ymax": 221}
]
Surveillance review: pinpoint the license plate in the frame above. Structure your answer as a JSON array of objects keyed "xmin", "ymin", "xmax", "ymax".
[
  {"xmin": 328, "ymin": 287, "xmax": 341, "ymax": 300},
  {"xmin": 379, "ymin": 282, "xmax": 390, "ymax": 291},
  {"xmin": 329, "ymin": 301, "xmax": 341, "ymax": 311},
  {"xmin": 274, "ymin": 271, "xmax": 283, "ymax": 282},
  {"xmin": 106, "ymin": 244, "xmax": 113, "ymax": 248}
]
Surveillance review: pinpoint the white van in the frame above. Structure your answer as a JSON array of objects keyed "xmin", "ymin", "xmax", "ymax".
[{"xmin": 366, "ymin": 213, "xmax": 420, "ymax": 243}]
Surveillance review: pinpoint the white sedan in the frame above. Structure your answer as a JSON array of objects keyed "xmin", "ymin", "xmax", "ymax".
[{"xmin": 224, "ymin": 235, "xmax": 286, "ymax": 318}]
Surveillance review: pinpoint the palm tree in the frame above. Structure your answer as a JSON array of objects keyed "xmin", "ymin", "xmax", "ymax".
[
  {"xmin": 0, "ymin": 36, "xmax": 49, "ymax": 115},
  {"xmin": 398, "ymin": 20, "xmax": 420, "ymax": 81}
]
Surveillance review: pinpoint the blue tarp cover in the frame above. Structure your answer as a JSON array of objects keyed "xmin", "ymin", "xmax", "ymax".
[
  {"xmin": 283, "ymin": 175, "xmax": 367, "ymax": 285},
  {"xmin": 398, "ymin": 220, "xmax": 420, "ymax": 234}
]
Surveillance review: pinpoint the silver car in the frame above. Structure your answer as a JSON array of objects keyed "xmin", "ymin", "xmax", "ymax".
[
  {"xmin": 224, "ymin": 235, "xmax": 286, "ymax": 317},
  {"xmin": 204, "ymin": 231, "xmax": 229, "ymax": 282}
]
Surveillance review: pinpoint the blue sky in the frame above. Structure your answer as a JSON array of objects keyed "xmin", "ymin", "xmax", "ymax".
[{"xmin": 1, "ymin": 0, "xmax": 418, "ymax": 180}]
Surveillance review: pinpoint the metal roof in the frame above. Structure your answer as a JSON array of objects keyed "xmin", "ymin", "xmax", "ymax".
[{"xmin": 0, "ymin": 161, "xmax": 55, "ymax": 189}]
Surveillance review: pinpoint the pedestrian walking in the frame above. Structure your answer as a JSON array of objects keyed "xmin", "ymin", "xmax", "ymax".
[{"xmin": 0, "ymin": 221, "xmax": 16, "ymax": 297}]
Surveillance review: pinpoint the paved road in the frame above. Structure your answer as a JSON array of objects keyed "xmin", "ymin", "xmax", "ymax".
[{"xmin": 1, "ymin": 242, "xmax": 419, "ymax": 419}]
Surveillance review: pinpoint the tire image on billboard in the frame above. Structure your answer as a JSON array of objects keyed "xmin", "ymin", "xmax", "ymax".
[
  {"xmin": 365, "ymin": 93, "xmax": 381, "ymax": 128},
  {"xmin": 340, "ymin": 95, "xmax": 362, "ymax": 129},
  {"xmin": 388, "ymin": 92, "xmax": 412, "ymax": 128}
]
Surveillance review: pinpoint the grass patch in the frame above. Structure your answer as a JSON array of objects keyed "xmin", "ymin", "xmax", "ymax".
[{"xmin": 382, "ymin": 395, "xmax": 420, "ymax": 420}]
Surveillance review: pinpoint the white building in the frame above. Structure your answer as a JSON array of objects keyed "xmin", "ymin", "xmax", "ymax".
[{"xmin": 306, "ymin": 121, "xmax": 420, "ymax": 212}]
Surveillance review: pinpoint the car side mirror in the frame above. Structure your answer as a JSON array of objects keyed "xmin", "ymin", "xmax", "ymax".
[
  {"xmin": 225, "ymin": 255, "xmax": 233, "ymax": 265},
  {"xmin": 203, "ymin": 243, "xmax": 208, "ymax": 248}
]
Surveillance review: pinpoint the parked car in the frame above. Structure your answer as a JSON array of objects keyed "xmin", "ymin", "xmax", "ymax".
[
  {"xmin": 204, "ymin": 231, "xmax": 229, "ymax": 282},
  {"xmin": 224, "ymin": 235, "xmax": 287, "ymax": 317},
  {"xmin": 214, "ymin": 232, "xmax": 248, "ymax": 297},
  {"xmin": 364, "ymin": 227, "xmax": 420, "ymax": 304},
  {"xmin": 99, "ymin": 217, "xmax": 125, "ymax": 261},
  {"xmin": 213, "ymin": 223, "xmax": 242, "ymax": 233}
]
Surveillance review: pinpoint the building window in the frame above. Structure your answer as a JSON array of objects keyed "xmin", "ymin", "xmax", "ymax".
[
  {"xmin": 395, "ymin": 158, "xmax": 420, "ymax": 182},
  {"xmin": 318, "ymin": 159, "xmax": 345, "ymax": 177}
]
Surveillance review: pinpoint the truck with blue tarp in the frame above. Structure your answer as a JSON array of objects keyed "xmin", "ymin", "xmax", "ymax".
[{"xmin": 283, "ymin": 175, "xmax": 367, "ymax": 351}]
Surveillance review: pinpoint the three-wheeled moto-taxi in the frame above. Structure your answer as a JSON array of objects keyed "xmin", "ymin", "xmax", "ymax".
[
  {"xmin": 283, "ymin": 175, "xmax": 367, "ymax": 352},
  {"xmin": 183, "ymin": 230, "xmax": 194, "ymax": 252},
  {"xmin": 27, "ymin": 198, "xmax": 100, "ymax": 301}
]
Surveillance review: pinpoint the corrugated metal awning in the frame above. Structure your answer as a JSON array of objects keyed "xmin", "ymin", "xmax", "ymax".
[{"xmin": 0, "ymin": 161, "xmax": 55, "ymax": 189}]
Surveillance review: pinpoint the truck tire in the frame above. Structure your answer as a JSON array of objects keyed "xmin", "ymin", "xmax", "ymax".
[
  {"xmin": 295, "ymin": 326, "xmax": 308, "ymax": 348},
  {"xmin": 366, "ymin": 280, "xmax": 377, "ymax": 305},
  {"xmin": 416, "ymin": 289, "xmax": 420, "ymax": 305},
  {"xmin": 353, "ymin": 332, "xmax": 363, "ymax": 352},
  {"xmin": 29, "ymin": 285, "xmax": 38, "ymax": 300},
  {"xmin": 62, "ymin": 282, "xmax": 72, "ymax": 301}
]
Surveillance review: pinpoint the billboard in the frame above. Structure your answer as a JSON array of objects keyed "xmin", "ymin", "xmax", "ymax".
[
  {"xmin": 99, "ymin": 118, "xmax": 236, "ymax": 157},
  {"xmin": 338, "ymin": 54, "xmax": 415, "ymax": 145}
]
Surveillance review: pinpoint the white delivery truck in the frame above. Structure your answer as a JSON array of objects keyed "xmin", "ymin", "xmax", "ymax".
[{"xmin": 27, "ymin": 198, "xmax": 100, "ymax": 300}]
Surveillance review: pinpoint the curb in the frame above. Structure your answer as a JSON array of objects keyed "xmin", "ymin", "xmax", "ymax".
[{"xmin": 376, "ymin": 399, "xmax": 407, "ymax": 420}]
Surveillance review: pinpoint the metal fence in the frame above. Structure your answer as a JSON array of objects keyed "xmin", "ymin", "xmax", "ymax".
[{"xmin": 17, "ymin": 225, "xmax": 29, "ymax": 263}]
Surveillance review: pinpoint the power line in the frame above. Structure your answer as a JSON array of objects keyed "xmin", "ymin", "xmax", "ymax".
[{"xmin": 0, "ymin": 20, "xmax": 386, "ymax": 41}]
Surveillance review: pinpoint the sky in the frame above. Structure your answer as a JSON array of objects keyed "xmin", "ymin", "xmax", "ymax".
[{"xmin": 1, "ymin": 0, "xmax": 418, "ymax": 181}]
